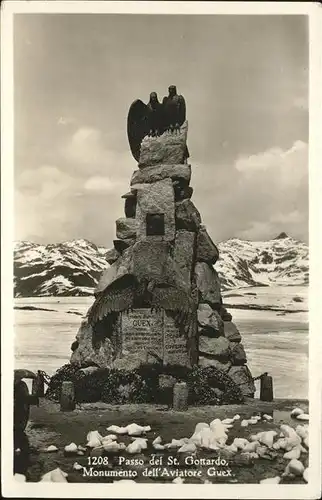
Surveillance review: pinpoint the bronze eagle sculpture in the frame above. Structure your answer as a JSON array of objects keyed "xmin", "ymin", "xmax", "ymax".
[
  {"xmin": 162, "ymin": 85, "xmax": 186, "ymax": 131},
  {"xmin": 127, "ymin": 86, "xmax": 187, "ymax": 162}
]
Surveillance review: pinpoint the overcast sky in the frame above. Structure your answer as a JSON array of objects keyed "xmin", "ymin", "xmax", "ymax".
[{"xmin": 14, "ymin": 14, "xmax": 308, "ymax": 247}]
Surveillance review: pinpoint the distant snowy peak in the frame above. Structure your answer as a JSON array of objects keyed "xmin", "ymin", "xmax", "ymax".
[
  {"xmin": 14, "ymin": 234, "xmax": 308, "ymax": 297},
  {"xmin": 216, "ymin": 235, "xmax": 308, "ymax": 290},
  {"xmin": 14, "ymin": 239, "xmax": 109, "ymax": 297},
  {"xmin": 274, "ymin": 232, "xmax": 289, "ymax": 240}
]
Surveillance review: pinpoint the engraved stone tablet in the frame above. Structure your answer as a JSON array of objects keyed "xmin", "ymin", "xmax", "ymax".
[
  {"xmin": 121, "ymin": 309, "xmax": 163, "ymax": 359},
  {"xmin": 163, "ymin": 312, "xmax": 190, "ymax": 366},
  {"xmin": 120, "ymin": 308, "xmax": 195, "ymax": 367}
]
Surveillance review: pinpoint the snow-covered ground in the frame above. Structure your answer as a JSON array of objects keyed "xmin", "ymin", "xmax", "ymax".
[
  {"xmin": 14, "ymin": 285, "xmax": 308, "ymax": 399},
  {"xmin": 223, "ymin": 284, "xmax": 308, "ymax": 312}
]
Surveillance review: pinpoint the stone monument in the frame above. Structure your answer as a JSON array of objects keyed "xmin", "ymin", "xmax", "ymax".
[{"xmin": 70, "ymin": 86, "xmax": 255, "ymax": 398}]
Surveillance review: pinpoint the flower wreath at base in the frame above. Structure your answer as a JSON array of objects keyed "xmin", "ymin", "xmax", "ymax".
[{"xmin": 45, "ymin": 363, "xmax": 244, "ymax": 405}]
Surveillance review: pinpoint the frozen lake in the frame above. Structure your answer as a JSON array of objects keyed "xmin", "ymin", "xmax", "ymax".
[{"xmin": 14, "ymin": 286, "xmax": 309, "ymax": 399}]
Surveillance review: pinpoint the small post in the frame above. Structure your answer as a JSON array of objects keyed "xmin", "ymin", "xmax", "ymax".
[
  {"xmin": 260, "ymin": 373, "xmax": 274, "ymax": 402},
  {"xmin": 32, "ymin": 371, "xmax": 44, "ymax": 398},
  {"xmin": 173, "ymin": 382, "xmax": 189, "ymax": 411},
  {"xmin": 60, "ymin": 381, "xmax": 76, "ymax": 411}
]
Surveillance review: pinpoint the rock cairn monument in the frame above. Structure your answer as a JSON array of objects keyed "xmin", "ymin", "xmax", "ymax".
[{"xmin": 68, "ymin": 86, "xmax": 255, "ymax": 401}]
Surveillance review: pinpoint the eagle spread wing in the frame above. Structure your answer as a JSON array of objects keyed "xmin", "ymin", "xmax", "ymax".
[
  {"xmin": 151, "ymin": 285, "xmax": 197, "ymax": 338},
  {"xmin": 87, "ymin": 274, "xmax": 136, "ymax": 326},
  {"xmin": 127, "ymin": 99, "xmax": 150, "ymax": 162},
  {"xmin": 177, "ymin": 95, "xmax": 186, "ymax": 126}
]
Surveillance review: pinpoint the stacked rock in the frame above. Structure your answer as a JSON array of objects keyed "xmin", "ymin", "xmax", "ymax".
[
  {"xmin": 70, "ymin": 121, "xmax": 255, "ymax": 398},
  {"xmin": 197, "ymin": 304, "xmax": 255, "ymax": 397}
]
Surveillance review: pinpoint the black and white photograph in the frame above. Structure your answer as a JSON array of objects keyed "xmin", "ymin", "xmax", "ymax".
[{"xmin": 1, "ymin": 1, "xmax": 322, "ymax": 498}]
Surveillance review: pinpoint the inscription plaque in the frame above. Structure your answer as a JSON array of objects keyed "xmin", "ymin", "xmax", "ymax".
[
  {"xmin": 163, "ymin": 313, "xmax": 190, "ymax": 366},
  {"xmin": 121, "ymin": 309, "xmax": 163, "ymax": 358},
  {"xmin": 120, "ymin": 308, "xmax": 196, "ymax": 367}
]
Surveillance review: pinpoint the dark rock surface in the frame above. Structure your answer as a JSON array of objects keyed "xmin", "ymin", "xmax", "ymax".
[
  {"xmin": 229, "ymin": 342, "xmax": 247, "ymax": 365},
  {"xmin": 131, "ymin": 164, "xmax": 191, "ymax": 186},
  {"xmin": 115, "ymin": 218, "xmax": 137, "ymax": 240},
  {"xmin": 196, "ymin": 226, "xmax": 219, "ymax": 264},
  {"xmin": 175, "ymin": 199, "xmax": 201, "ymax": 232},
  {"xmin": 228, "ymin": 365, "xmax": 256, "ymax": 396},
  {"xmin": 139, "ymin": 121, "xmax": 188, "ymax": 167},
  {"xmin": 197, "ymin": 303, "xmax": 223, "ymax": 336},
  {"xmin": 223, "ymin": 321, "xmax": 242, "ymax": 343},
  {"xmin": 198, "ymin": 336, "xmax": 231, "ymax": 360},
  {"xmin": 195, "ymin": 262, "xmax": 221, "ymax": 308},
  {"xmin": 105, "ymin": 248, "xmax": 120, "ymax": 265}
]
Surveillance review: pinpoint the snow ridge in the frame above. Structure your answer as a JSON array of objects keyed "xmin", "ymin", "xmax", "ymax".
[
  {"xmin": 14, "ymin": 239, "xmax": 109, "ymax": 297},
  {"xmin": 217, "ymin": 235, "xmax": 308, "ymax": 290},
  {"xmin": 14, "ymin": 235, "xmax": 308, "ymax": 297}
]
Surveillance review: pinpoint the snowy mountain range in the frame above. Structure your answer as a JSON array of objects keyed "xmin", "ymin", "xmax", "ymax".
[
  {"xmin": 14, "ymin": 233, "xmax": 308, "ymax": 297},
  {"xmin": 14, "ymin": 239, "xmax": 108, "ymax": 297},
  {"xmin": 216, "ymin": 233, "xmax": 309, "ymax": 290}
]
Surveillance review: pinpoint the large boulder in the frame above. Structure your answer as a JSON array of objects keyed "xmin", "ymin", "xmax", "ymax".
[
  {"xmin": 95, "ymin": 247, "xmax": 133, "ymax": 295},
  {"xmin": 194, "ymin": 262, "xmax": 221, "ymax": 308},
  {"xmin": 113, "ymin": 238, "xmax": 135, "ymax": 254},
  {"xmin": 95, "ymin": 263, "xmax": 123, "ymax": 296},
  {"xmin": 196, "ymin": 226, "xmax": 219, "ymax": 264},
  {"xmin": 175, "ymin": 199, "xmax": 201, "ymax": 232},
  {"xmin": 197, "ymin": 303, "xmax": 224, "ymax": 336},
  {"xmin": 121, "ymin": 191, "xmax": 137, "ymax": 218},
  {"xmin": 198, "ymin": 336, "xmax": 230, "ymax": 360},
  {"xmin": 139, "ymin": 121, "xmax": 188, "ymax": 167},
  {"xmin": 105, "ymin": 248, "xmax": 120, "ymax": 265},
  {"xmin": 70, "ymin": 321, "xmax": 114, "ymax": 369},
  {"xmin": 198, "ymin": 356, "xmax": 232, "ymax": 372},
  {"xmin": 135, "ymin": 179, "xmax": 175, "ymax": 242},
  {"xmin": 173, "ymin": 230, "xmax": 196, "ymax": 289},
  {"xmin": 229, "ymin": 342, "xmax": 247, "ymax": 365},
  {"xmin": 219, "ymin": 306, "xmax": 232, "ymax": 322},
  {"xmin": 132, "ymin": 240, "xmax": 188, "ymax": 292},
  {"xmin": 111, "ymin": 352, "xmax": 148, "ymax": 371},
  {"xmin": 228, "ymin": 365, "xmax": 255, "ymax": 396},
  {"xmin": 224, "ymin": 321, "xmax": 242, "ymax": 342},
  {"xmin": 131, "ymin": 164, "xmax": 191, "ymax": 186},
  {"xmin": 124, "ymin": 197, "xmax": 136, "ymax": 218},
  {"xmin": 173, "ymin": 179, "xmax": 193, "ymax": 202},
  {"xmin": 116, "ymin": 218, "xmax": 137, "ymax": 240}
]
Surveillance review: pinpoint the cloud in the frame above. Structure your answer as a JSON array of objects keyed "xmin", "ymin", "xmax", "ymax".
[
  {"xmin": 16, "ymin": 165, "xmax": 75, "ymax": 198},
  {"xmin": 14, "ymin": 121, "xmax": 137, "ymax": 244},
  {"xmin": 235, "ymin": 140, "xmax": 307, "ymax": 174},
  {"xmin": 65, "ymin": 127, "xmax": 107, "ymax": 168},
  {"xmin": 15, "ymin": 165, "xmax": 81, "ymax": 241},
  {"xmin": 235, "ymin": 210, "xmax": 308, "ymax": 242},
  {"xmin": 193, "ymin": 140, "xmax": 308, "ymax": 243},
  {"xmin": 63, "ymin": 126, "xmax": 133, "ymax": 179},
  {"xmin": 232, "ymin": 141, "xmax": 308, "ymax": 241},
  {"xmin": 84, "ymin": 176, "xmax": 121, "ymax": 192},
  {"xmin": 57, "ymin": 116, "xmax": 76, "ymax": 126}
]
